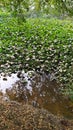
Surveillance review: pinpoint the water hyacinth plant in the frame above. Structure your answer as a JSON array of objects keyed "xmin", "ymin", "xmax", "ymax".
[{"xmin": 0, "ymin": 15, "xmax": 73, "ymax": 99}]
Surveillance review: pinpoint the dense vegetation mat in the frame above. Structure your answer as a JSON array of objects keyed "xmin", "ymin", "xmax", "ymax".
[
  {"xmin": 0, "ymin": 15, "xmax": 73, "ymax": 99},
  {"xmin": 0, "ymin": 99, "xmax": 73, "ymax": 130}
]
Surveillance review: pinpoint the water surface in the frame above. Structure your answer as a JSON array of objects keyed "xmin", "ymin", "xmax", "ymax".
[{"xmin": 0, "ymin": 71, "xmax": 73, "ymax": 119}]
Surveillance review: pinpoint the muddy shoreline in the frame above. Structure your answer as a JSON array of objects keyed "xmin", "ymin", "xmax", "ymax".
[
  {"xmin": 0, "ymin": 71, "xmax": 73, "ymax": 120},
  {"xmin": 0, "ymin": 100, "xmax": 73, "ymax": 130}
]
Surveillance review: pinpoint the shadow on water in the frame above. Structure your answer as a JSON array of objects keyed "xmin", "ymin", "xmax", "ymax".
[{"xmin": 0, "ymin": 71, "xmax": 73, "ymax": 119}]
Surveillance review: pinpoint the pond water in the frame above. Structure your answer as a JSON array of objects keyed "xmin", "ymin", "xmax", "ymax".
[
  {"xmin": 0, "ymin": 71, "xmax": 73, "ymax": 119},
  {"xmin": 0, "ymin": 71, "xmax": 32, "ymax": 93},
  {"xmin": 0, "ymin": 73, "xmax": 19, "ymax": 93}
]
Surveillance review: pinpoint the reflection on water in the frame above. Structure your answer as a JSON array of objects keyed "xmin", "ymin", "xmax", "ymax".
[
  {"xmin": 0, "ymin": 71, "xmax": 73, "ymax": 119},
  {"xmin": 0, "ymin": 73, "xmax": 19, "ymax": 93},
  {"xmin": 0, "ymin": 71, "xmax": 32, "ymax": 93}
]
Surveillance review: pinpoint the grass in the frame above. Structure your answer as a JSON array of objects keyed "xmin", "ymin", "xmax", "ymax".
[{"xmin": 0, "ymin": 13, "xmax": 73, "ymax": 99}]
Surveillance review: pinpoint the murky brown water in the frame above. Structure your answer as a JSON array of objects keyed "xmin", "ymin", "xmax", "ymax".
[{"xmin": 0, "ymin": 71, "xmax": 73, "ymax": 119}]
